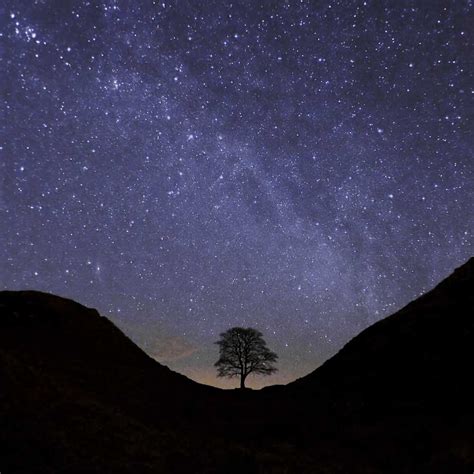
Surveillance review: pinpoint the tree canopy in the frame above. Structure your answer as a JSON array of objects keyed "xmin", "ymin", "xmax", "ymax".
[{"xmin": 214, "ymin": 327, "xmax": 278, "ymax": 389}]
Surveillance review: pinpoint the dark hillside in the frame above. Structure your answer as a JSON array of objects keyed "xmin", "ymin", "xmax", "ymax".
[
  {"xmin": 0, "ymin": 291, "xmax": 217, "ymax": 473},
  {"xmin": 1, "ymin": 259, "xmax": 473, "ymax": 473},
  {"xmin": 289, "ymin": 257, "xmax": 474, "ymax": 408}
]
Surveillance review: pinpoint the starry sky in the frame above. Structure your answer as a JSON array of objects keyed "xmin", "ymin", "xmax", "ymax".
[{"xmin": 1, "ymin": 1, "xmax": 473, "ymax": 388}]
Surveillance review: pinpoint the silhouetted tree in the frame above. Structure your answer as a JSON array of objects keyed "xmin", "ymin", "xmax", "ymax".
[{"xmin": 214, "ymin": 327, "xmax": 278, "ymax": 389}]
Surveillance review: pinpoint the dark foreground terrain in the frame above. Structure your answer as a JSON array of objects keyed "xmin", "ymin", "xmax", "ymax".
[{"xmin": 1, "ymin": 258, "xmax": 473, "ymax": 473}]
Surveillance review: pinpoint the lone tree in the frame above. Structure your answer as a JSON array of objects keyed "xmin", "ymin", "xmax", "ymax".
[{"xmin": 214, "ymin": 327, "xmax": 278, "ymax": 389}]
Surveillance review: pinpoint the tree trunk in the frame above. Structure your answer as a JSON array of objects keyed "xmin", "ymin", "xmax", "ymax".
[{"xmin": 240, "ymin": 374, "xmax": 246, "ymax": 389}]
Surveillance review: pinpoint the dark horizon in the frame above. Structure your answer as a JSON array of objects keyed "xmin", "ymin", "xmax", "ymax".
[
  {"xmin": 2, "ymin": 256, "xmax": 472, "ymax": 391},
  {"xmin": 2, "ymin": 250, "xmax": 473, "ymax": 473}
]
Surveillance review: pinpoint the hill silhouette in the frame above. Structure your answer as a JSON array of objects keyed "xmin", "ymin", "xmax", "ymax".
[
  {"xmin": 1, "ymin": 258, "xmax": 473, "ymax": 473},
  {"xmin": 0, "ymin": 291, "xmax": 219, "ymax": 473},
  {"xmin": 289, "ymin": 255, "xmax": 473, "ymax": 401},
  {"xmin": 267, "ymin": 256, "xmax": 474, "ymax": 472}
]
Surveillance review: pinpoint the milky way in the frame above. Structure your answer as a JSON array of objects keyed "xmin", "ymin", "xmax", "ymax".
[{"xmin": 1, "ymin": 1, "xmax": 473, "ymax": 387}]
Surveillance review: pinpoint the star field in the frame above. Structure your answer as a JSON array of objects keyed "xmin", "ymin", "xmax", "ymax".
[{"xmin": 1, "ymin": 1, "xmax": 473, "ymax": 387}]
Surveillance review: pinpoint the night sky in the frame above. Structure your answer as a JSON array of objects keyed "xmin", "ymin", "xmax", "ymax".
[{"xmin": 1, "ymin": 1, "xmax": 473, "ymax": 388}]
